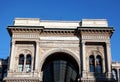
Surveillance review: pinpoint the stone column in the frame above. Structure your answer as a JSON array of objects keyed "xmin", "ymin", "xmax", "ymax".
[
  {"xmin": 106, "ymin": 43, "xmax": 112, "ymax": 79},
  {"xmin": 31, "ymin": 56, "xmax": 34, "ymax": 72},
  {"xmin": 118, "ymin": 69, "xmax": 120, "ymax": 82},
  {"xmin": 24, "ymin": 56, "xmax": 26, "ymax": 72},
  {"xmin": 82, "ymin": 42, "xmax": 86, "ymax": 78},
  {"xmin": 117, "ymin": 69, "xmax": 119, "ymax": 81},
  {"xmin": 9, "ymin": 41, "xmax": 15, "ymax": 72},
  {"xmin": 102, "ymin": 58, "xmax": 105, "ymax": 73},
  {"xmin": 35, "ymin": 41, "xmax": 39, "ymax": 72}
]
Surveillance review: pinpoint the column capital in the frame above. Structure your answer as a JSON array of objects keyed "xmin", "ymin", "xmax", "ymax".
[
  {"xmin": 81, "ymin": 41, "xmax": 86, "ymax": 44},
  {"xmin": 36, "ymin": 41, "xmax": 40, "ymax": 47},
  {"xmin": 35, "ymin": 40, "xmax": 39, "ymax": 43},
  {"xmin": 107, "ymin": 72, "xmax": 112, "ymax": 79},
  {"xmin": 36, "ymin": 40, "xmax": 40, "ymax": 44},
  {"xmin": 106, "ymin": 42, "xmax": 111, "ymax": 45}
]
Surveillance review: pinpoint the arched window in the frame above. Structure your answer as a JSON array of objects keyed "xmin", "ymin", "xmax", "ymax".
[
  {"xmin": 112, "ymin": 69, "xmax": 117, "ymax": 80},
  {"xmin": 18, "ymin": 54, "xmax": 24, "ymax": 72},
  {"xmin": 26, "ymin": 54, "xmax": 32, "ymax": 72},
  {"xmin": 96, "ymin": 55, "xmax": 102, "ymax": 73},
  {"xmin": 89, "ymin": 55, "xmax": 95, "ymax": 72}
]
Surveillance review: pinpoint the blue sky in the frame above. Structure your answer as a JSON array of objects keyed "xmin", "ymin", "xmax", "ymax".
[{"xmin": 0, "ymin": 0, "xmax": 120, "ymax": 61}]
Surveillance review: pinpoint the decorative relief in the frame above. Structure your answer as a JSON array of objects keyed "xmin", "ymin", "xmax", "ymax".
[
  {"xmin": 91, "ymin": 50, "xmax": 102, "ymax": 56},
  {"xmin": 40, "ymin": 48, "xmax": 48, "ymax": 54},
  {"xmin": 15, "ymin": 44, "xmax": 35, "ymax": 57},
  {"xmin": 86, "ymin": 46, "xmax": 104, "ymax": 57},
  {"xmin": 40, "ymin": 48, "xmax": 80, "ymax": 59},
  {"xmin": 17, "ymin": 49, "xmax": 32, "ymax": 55},
  {"xmin": 24, "ymin": 49, "xmax": 32, "ymax": 54},
  {"xmin": 73, "ymin": 48, "xmax": 80, "ymax": 55}
]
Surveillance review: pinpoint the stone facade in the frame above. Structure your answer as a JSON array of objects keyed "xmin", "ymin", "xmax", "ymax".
[{"xmin": 2, "ymin": 18, "xmax": 119, "ymax": 82}]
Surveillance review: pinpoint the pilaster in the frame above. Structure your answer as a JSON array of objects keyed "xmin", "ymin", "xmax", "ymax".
[
  {"xmin": 23, "ymin": 56, "xmax": 26, "ymax": 72},
  {"xmin": 35, "ymin": 41, "xmax": 39, "ymax": 72},
  {"xmin": 106, "ymin": 42, "xmax": 112, "ymax": 79},
  {"xmin": 81, "ymin": 42, "xmax": 87, "ymax": 78},
  {"xmin": 117, "ymin": 68, "xmax": 119, "ymax": 81},
  {"xmin": 31, "ymin": 56, "xmax": 34, "ymax": 72},
  {"xmin": 102, "ymin": 58, "xmax": 106, "ymax": 73},
  {"xmin": 9, "ymin": 41, "xmax": 15, "ymax": 72}
]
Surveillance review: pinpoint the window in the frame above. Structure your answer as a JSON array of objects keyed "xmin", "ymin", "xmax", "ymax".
[
  {"xmin": 89, "ymin": 55, "xmax": 95, "ymax": 72},
  {"xmin": 112, "ymin": 69, "xmax": 117, "ymax": 80},
  {"xmin": 89, "ymin": 55, "xmax": 102, "ymax": 73},
  {"xmin": 26, "ymin": 54, "xmax": 32, "ymax": 72},
  {"xmin": 96, "ymin": 55, "xmax": 102, "ymax": 73},
  {"xmin": 119, "ymin": 69, "xmax": 120, "ymax": 79},
  {"xmin": 18, "ymin": 54, "xmax": 24, "ymax": 72},
  {"xmin": 0, "ymin": 68, "xmax": 2, "ymax": 73},
  {"xmin": 3, "ymin": 69, "xmax": 7, "ymax": 78}
]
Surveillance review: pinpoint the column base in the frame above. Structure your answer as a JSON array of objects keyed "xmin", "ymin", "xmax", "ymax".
[
  {"xmin": 107, "ymin": 72, "xmax": 112, "ymax": 79},
  {"xmin": 82, "ymin": 71, "xmax": 87, "ymax": 78}
]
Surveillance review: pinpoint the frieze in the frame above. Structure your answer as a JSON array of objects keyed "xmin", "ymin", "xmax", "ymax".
[
  {"xmin": 82, "ymin": 35, "xmax": 109, "ymax": 40},
  {"xmin": 39, "ymin": 43, "xmax": 79, "ymax": 48},
  {"xmin": 13, "ymin": 33, "xmax": 39, "ymax": 39},
  {"xmin": 40, "ymin": 36, "xmax": 79, "ymax": 41},
  {"xmin": 16, "ymin": 45, "xmax": 34, "ymax": 51}
]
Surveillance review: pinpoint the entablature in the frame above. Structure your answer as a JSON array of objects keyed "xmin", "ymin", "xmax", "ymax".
[
  {"xmin": 8, "ymin": 26, "xmax": 114, "ymax": 40},
  {"xmin": 7, "ymin": 26, "xmax": 44, "ymax": 37}
]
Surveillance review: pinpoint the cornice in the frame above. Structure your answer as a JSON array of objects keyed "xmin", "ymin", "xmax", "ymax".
[
  {"xmin": 7, "ymin": 26, "xmax": 44, "ymax": 36},
  {"xmin": 7, "ymin": 26, "xmax": 114, "ymax": 37},
  {"xmin": 77, "ymin": 27, "xmax": 114, "ymax": 31},
  {"xmin": 77, "ymin": 27, "xmax": 114, "ymax": 37}
]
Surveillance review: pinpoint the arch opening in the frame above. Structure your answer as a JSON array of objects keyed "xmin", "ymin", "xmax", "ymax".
[
  {"xmin": 89, "ymin": 55, "xmax": 95, "ymax": 72},
  {"xmin": 42, "ymin": 52, "xmax": 79, "ymax": 82},
  {"xmin": 26, "ymin": 54, "xmax": 32, "ymax": 72},
  {"xmin": 18, "ymin": 54, "xmax": 24, "ymax": 72}
]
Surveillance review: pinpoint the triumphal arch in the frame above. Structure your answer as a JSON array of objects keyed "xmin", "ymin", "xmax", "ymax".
[{"xmin": 5, "ymin": 18, "xmax": 114, "ymax": 82}]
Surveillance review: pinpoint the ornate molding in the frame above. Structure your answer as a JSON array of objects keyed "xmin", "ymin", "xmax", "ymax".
[{"xmin": 41, "ymin": 30, "xmax": 77, "ymax": 36}]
